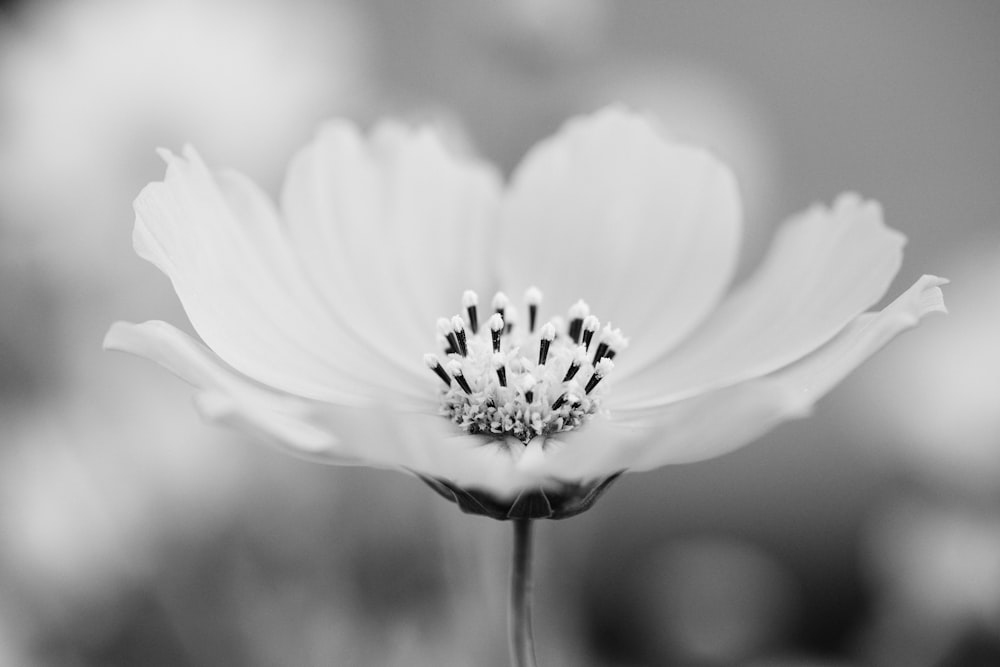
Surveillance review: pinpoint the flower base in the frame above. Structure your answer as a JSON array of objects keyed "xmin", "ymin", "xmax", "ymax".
[{"xmin": 418, "ymin": 473, "xmax": 622, "ymax": 520}]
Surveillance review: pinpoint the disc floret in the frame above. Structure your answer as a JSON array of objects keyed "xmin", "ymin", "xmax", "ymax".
[{"xmin": 425, "ymin": 289, "xmax": 627, "ymax": 444}]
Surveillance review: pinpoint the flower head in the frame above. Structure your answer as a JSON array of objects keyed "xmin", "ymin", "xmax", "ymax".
[{"xmin": 104, "ymin": 108, "xmax": 946, "ymax": 519}]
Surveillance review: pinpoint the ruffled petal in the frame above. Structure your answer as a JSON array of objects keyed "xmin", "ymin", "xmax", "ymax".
[
  {"xmin": 134, "ymin": 147, "xmax": 427, "ymax": 405},
  {"xmin": 105, "ymin": 320, "xmax": 548, "ymax": 497},
  {"xmin": 497, "ymin": 107, "xmax": 742, "ymax": 377},
  {"xmin": 104, "ymin": 320, "xmax": 358, "ymax": 462},
  {"xmin": 532, "ymin": 386, "xmax": 798, "ymax": 482},
  {"xmin": 601, "ymin": 275, "xmax": 946, "ymax": 472},
  {"xmin": 280, "ymin": 120, "xmax": 503, "ymax": 370},
  {"xmin": 611, "ymin": 193, "xmax": 906, "ymax": 409}
]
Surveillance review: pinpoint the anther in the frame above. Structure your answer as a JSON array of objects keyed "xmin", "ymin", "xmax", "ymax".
[
  {"xmin": 591, "ymin": 341, "xmax": 609, "ymax": 365},
  {"xmin": 492, "ymin": 353, "xmax": 508, "ymax": 388},
  {"xmin": 432, "ymin": 291, "xmax": 622, "ymax": 443},
  {"xmin": 424, "ymin": 354, "xmax": 452, "ymax": 387},
  {"xmin": 520, "ymin": 374, "xmax": 537, "ymax": 404},
  {"xmin": 488, "ymin": 313, "xmax": 504, "ymax": 353},
  {"xmin": 446, "ymin": 360, "xmax": 473, "ymax": 394},
  {"xmin": 550, "ymin": 315, "xmax": 565, "ymax": 339},
  {"xmin": 607, "ymin": 326, "xmax": 629, "ymax": 359},
  {"xmin": 568, "ymin": 300, "xmax": 590, "ymax": 344},
  {"xmin": 595, "ymin": 324, "xmax": 628, "ymax": 362},
  {"xmin": 538, "ymin": 322, "xmax": 556, "ymax": 365},
  {"xmin": 462, "ymin": 290, "xmax": 479, "ymax": 334},
  {"xmin": 450, "ymin": 315, "xmax": 468, "ymax": 357},
  {"xmin": 563, "ymin": 345, "xmax": 586, "ymax": 382},
  {"xmin": 525, "ymin": 286, "xmax": 543, "ymax": 333},
  {"xmin": 438, "ymin": 317, "xmax": 459, "ymax": 355},
  {"xmin": 585, "ymin": 358, "xmax": 614, "ymax": 394},
  {"xmin": 504, "ymin": 305, "xmax": 518, "ymax": 334},
  {"xmin": 436, "ymin": 334, "xmax": 453, "ymax": 356},
  {"xmin": 582, "ymin": 315, "xmax": 600, "ymax": 351},
  {"xmin": 492, "ymin": 291, "xmax": 509, "ymax": 320}
]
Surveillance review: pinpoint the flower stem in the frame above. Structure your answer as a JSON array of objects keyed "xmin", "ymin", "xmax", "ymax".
[{"xmin": 508, "ymin": 518, "xmax": 537, "ymax": 667}]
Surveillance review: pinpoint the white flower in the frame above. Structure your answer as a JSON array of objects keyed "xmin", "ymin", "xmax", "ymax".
[{"xmin": 104, "ymin": 108, "xmax": 946, "ymax": 519}]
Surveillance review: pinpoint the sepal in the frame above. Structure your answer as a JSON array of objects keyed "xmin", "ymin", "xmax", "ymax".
[{"xmin": 418, "ymin": 472, "xmax": 622, "ymax": 520}]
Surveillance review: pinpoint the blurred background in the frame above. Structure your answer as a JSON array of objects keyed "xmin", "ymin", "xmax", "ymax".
[{"xmin": 0, "ymin": 1, "xmax": 997, "ymax": 665}]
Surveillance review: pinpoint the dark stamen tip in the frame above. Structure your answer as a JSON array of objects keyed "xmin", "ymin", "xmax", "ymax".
[
  {"xmin": 592, "ymin": 342, "xmax": 609, "ymax": 365},
  {"xmin": 537, "ymin": 339, "xmax": 551, "ymax": 366},
  {"xmin": 467, "ymin": 306, "xmax": 478, "ymax": 335}
]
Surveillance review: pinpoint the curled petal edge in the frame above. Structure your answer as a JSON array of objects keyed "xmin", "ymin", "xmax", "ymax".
[
  {"xmin": 103, "ymin": 321, "xmax": 563, "ymax": 495},
  {"xmin": 102, "ymin": 274, "xmax": 945, "ymax": 508},
  {"xmin": 104, "ymin": 320, "xmax": 356, "ymax": 463},
  {"xmin": 535, "ymin": 275, "xmax": 946, "ymax": 480},
  {"xmin": 611, "ymin": 193, "xmax": 907, "ymax": 409},
  {"xmin": 627, "ymin": 274, "xmax": 948, "ymax": 470}
]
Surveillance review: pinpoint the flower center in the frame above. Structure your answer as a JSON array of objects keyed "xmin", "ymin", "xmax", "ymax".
[{"xmin": 424, "ymin": 288, "xmax": 628, "ymax": 444}]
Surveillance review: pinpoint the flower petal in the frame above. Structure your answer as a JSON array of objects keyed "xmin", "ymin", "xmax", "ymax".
[
  {"xmin": 539, "ymin": 386, "xmax": 799, "ymax": 481},
  {"xmin": 596, "ymin": 275, "xmax": 946, "ymax": 472},
  {"xmin": 105, "ymin": 320, "xmax": 551, "ymax": 496},
  {"xmin": 280, "ymin": 120, "xmax": 503, "ymax": 368},
  {"xmin": 497, "ymin": 107, "xmax": 742, "ymax": 376},
  {"xmin": 104, "ymin": 320, "xmax": 363, "ymax": 462},
  {"xmin": 134, "ymin": 147, "xmax": 429, "ymax": 404},
  {"xmin": 611, "ymin": 193, "xmax": 907, "ymax": 408}
]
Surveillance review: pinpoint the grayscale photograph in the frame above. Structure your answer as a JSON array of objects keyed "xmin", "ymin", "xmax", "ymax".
[{"xmin": 0, "ymin": 2, "xmax": 996, "ymax": 665}]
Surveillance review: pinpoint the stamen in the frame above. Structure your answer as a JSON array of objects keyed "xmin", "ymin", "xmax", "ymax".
[
  {"xmin": 492, "ymin": 353, "xmax": 508, "ymax": 387},
  {"xmin": 462, "ymin": 290, "xmax": 479, "ymax": 334},
  {"xmin": 538, "ymin": 322, "xmax": 556, "ymax": 365},
  {"xmin": 582, "ymin": 315, "xmax": 600, "ymax": 351},
  {"xmin": 436, "ymin": 334, "xmax": 454, "ymax": 355},
  {"xmin": 450, "ymin": 315, "xmax": 468, "ymax": 357},
  {"xmin": 505, "ymin": 305, "xmax": 518, "ymax": 334},
  {"xmin": 492, "ymin": 291, "xmax": 509, "ymax": 321},
  {"xmin": 563, "ymin": 345, "xmax": 586, "ymax": 382},
  {"xmin": 520, "ymin": 374, "xmax": 537, "ymax": 404},
  {"xmin": 488, "ymin": 313, "xmax": 504, "ymax": 353},
  {"xmin": 446, "ymin": 360, "xmax": 473, "ymax": 394},
  {"xmin": 585, "ymin": 358, "xmax": 614, "ymax": 394},
  {"xmin": 431, "ymin": 290, "xmax": 626, "ymax": 444},
  {"xmin": 595, "ymin": 324, "xmax": 629, "ymax": 362},
  {"xmin": 550, "ymin": 315, "xmax": 565, "ymax": 340},
  {"xmin": 525, "ymin": 286, "xmax": 543, "ymax": 333},
  {"xmin": 568, "ymin": 300, "xmax": 590, "ymax": 343},
  {"xmin": 438, "ymin": 317, "xmax": 459, "ymax": 355},
  {"xmin": 424, "ymin": 353, "xmax": 452, "ymax": 386},
  {"xmin": 607, "ymin": 327, "xmax": 629, "ymax": 359}
]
